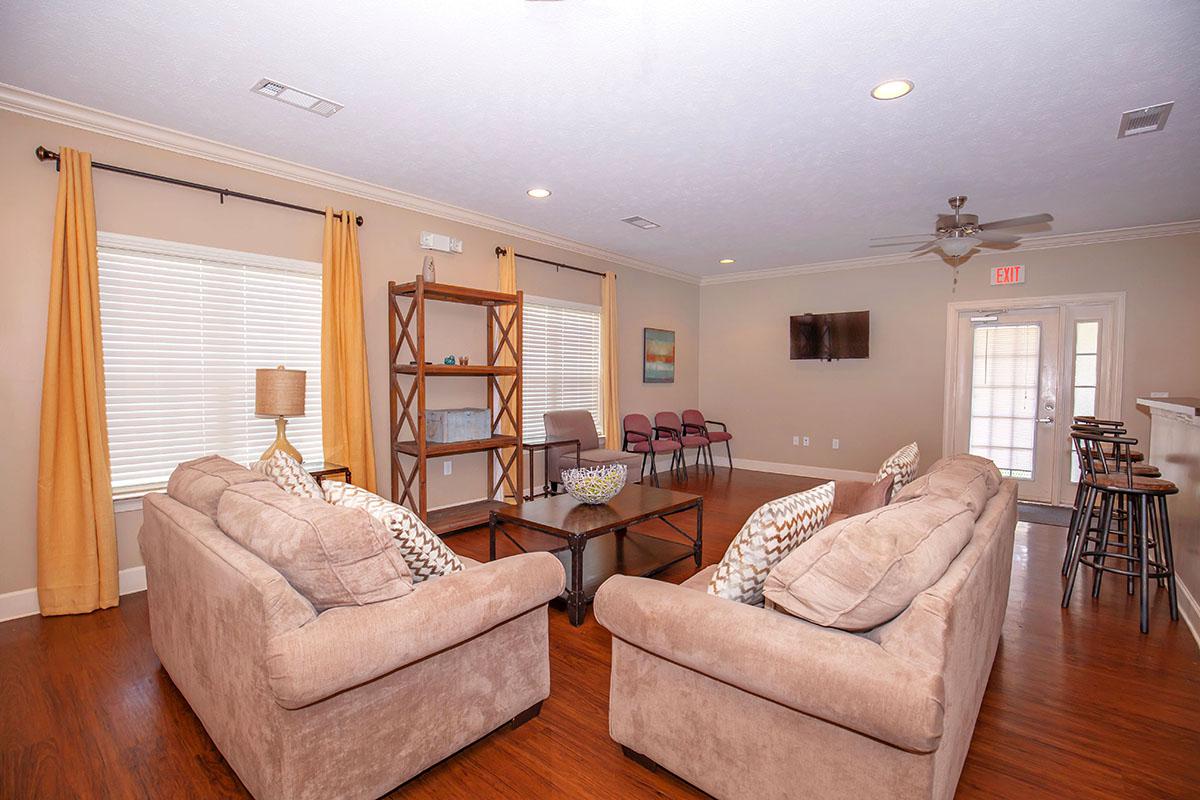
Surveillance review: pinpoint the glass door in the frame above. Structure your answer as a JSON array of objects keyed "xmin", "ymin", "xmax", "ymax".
[{"xmin": 954, "ymin": 308, "xmax": 1061, "ymax": 502}]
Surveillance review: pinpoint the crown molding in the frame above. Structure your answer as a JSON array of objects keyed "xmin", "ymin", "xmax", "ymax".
[
  {"xmin": 0, "ymin": 82, "xmax": 701, "ymax": 286},
  {"xmin": 699, "ymin": 218, "xmax": 1200, "ymax": 286}
]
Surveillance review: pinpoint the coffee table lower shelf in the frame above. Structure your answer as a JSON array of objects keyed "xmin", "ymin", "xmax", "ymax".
[
  {"xmin": 488, "ymin": 484, "xmax": 703, "ymax": 626},
  {"xmin": 546, "ymin": 532, "xmax": 695, "ymax": 616}
]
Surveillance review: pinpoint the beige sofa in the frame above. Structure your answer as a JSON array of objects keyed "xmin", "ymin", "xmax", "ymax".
[
  {"xmin": 594, "ymin": 459, "xmax": 1017, "ymax": 800},
  {"xmin": 139, "ymin": 473, "xmax": 565, "ymax": 800}
]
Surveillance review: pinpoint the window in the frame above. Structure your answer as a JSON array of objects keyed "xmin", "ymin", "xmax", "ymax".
[
  {"xmin": 98, "ymin": 233, "xmax": 323, "ymax": 496},
  {"xmin": 967, "ymin": 324, "xmax": 1040, "ymax": 480},
  {"xmin": 1070, "ymin": 320, "xmax": 1102, "ymax": 482},
  {"xmin": 521, "ymin": 296, "xmax": 603, "ymax": 443}
]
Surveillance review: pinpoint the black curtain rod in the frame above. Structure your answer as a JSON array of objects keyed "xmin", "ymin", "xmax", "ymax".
[
  {"xmin": 35, "ymin": 146, "xmax": 364, "ymax": 226},
  {"xmin": 494, "ymin": 246, "xmax": 607, "ymax": 278}
]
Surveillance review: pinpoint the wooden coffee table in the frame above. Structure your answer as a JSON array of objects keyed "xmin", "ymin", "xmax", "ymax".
[{"xmin": 489, "ymin": 484, "xmax": 703, "ymax": 625}]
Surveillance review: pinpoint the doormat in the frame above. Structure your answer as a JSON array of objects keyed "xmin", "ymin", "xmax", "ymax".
[{"xmin": 1017, "ymin": 502, "xmax": 1073, "ymax": 527}]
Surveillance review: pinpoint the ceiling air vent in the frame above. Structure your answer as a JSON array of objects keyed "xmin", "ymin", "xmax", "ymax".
[
  {"xmin": 621, "ymin": 215, "xmax": 661, "ymax": 230},
  {"xmin": 251, "ymin": 78, "xmax": 343, "ymax": 118},
  {"xmin": 1117, "ymin": 102, "xmax": 1173, "ymax": 138}
]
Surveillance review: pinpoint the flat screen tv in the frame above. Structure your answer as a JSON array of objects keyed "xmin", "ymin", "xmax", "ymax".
[{"xmin": 790, "ymin": 311, "xmax": 869, "ymax": 360}]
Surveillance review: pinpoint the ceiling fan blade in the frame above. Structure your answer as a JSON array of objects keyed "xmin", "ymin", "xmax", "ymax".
[
  {"xmin": 975, "ymin": 230, "xmax": 1021, "ymax": 244},
  {"xmin": 978, "ymin": 213, "xmax": 1053, "ymax": 230},
  {"xmin": 869, "ymin": 233, "xmax": 935, "ymax": 241},
  {"xmin": 869, "ymin": 240, "xmax": 932, "ymax": 248}
]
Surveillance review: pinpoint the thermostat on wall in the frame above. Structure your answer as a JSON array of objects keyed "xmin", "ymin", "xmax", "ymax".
[{"xmin": 420, "ymin": 231, "xmax": 463, "ymax": 254}]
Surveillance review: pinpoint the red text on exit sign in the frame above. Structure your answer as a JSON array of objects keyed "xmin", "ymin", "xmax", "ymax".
[{"xmin": 991, "ymin": 265, "xmax": 1025, "ymax": 286}]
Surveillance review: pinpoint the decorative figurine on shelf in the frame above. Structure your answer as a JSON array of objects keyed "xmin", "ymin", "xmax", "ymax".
[
  {"xmin": 422, "ymin": 255, "xmax": 437, "ymax": 283},
  {"xmin": 443, "ymin": 355, "xmax": 456, "ymax": 365},
  {"xmin": 457, "ymin": 355, "xmax": 470, "ymax": 366}
]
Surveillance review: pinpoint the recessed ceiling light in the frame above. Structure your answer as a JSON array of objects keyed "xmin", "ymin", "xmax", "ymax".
[
  {"xmin": 870, "ymin": 79, "xmax": 914, "ymax": 101},
  {"xmin": 527, "ymin": 188, "xmax": 552, "ymax": 199},
  {"xmin": 719, "ymin": 258, "xmax": 736, "ymax": 264}
]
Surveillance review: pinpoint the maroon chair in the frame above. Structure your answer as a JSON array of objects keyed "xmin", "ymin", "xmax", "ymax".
[
  {"xmin": 622, "ymin": 414, "xmax": 682, "ymax": 487},
  {"xmin": 655, "ymin": 411, "xmax": 711, "ymax": 477},
  {"xmin": 682, "ymin": 409, "xmax": 732, "ymax": 468}
]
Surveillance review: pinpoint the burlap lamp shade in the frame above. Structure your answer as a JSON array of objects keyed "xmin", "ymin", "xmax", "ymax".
[{"xmin": 256, "ymin": 365, "xmax": 306, "ymax": 462}]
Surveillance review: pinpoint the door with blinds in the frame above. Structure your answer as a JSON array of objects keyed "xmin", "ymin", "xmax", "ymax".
[
  {"xmin": 952, "ymin": 308, "xmax": 1062, "ymax": 502},
  {"xmin": 947, "ymin": 296, "xmax": 1122, "ymax": 506}
]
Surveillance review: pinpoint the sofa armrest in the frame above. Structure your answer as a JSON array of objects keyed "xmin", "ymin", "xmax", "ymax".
[
  {"xmin": 594, "ymin": 575, "xmax": 944, "ymax": 753},
  {"xmin": 267, "ymin": 552, "xmax": 565, "ymax": 709}
]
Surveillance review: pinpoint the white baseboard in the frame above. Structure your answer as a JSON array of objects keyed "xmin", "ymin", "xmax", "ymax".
[
  {"xmin": 0, "ymin": 565, "xmax": 147, "ymax": 624},
  {"xmin": 1178, "ymin": 577, "xmax": 1200, "ymax": 653},
  {"xmin": 732, "ymin": 457, "xmax": 876, "ymax": 483}
]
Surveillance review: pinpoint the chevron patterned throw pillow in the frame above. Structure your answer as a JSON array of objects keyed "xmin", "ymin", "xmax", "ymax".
[
  {"xmin": 252, "ymin": 450, "xmax": 325, "ymax": 500},
  {"xmin": 877, "ymin": 442, "xmax": 920, "ymax": 491},
  {"xmin": 707, "ymin": 481, "xmax": 835, "ymax": 605},
  {"xmin": 323, "ymin": 481, "xmax": 464, "ymax": 583}
]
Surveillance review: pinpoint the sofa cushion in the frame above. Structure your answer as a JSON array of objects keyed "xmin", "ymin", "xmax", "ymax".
[
  {"xmin": 253, "ymin": 449, "xmax": 325, "ymax": 500},
  {"xmin": 764, "ymin": 495, "xmax": 974, "ymax": 631},
  {"xmin": 708, "ymin": 482, "xmax": 835, "ymax": 605},
  {"xmin": 847, "ymin": 474, "xmax": 895, "ymax": 516},
  {"xmin": 877, "ymin": 442, "xmax": 920, "ymax": 490},
  {"xmin": 217, "ymin": 481, "xmax": 412, "ymax": 611},
  {"xmin": 892, "ymin": 459, "xmax": 996, "ymax": 519},
  {"xmin": 924, "ymin": 453, "xmax": 1003, "ymax": 495},
  {"xmin": 323, "ymin": 480, "xmax": 464, "ymax": 583},
  {"xmin": 167, "ymin": 455, "xmax": 269, "ymax": 521}
]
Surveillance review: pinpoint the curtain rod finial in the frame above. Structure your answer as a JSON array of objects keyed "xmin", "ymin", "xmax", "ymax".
[
  {"xmin": 495, "ymin": 246, "xmax": 508, "ymax": 257},
  {"xmin": 35, "ymin": 145, "xmax": 57, "ymax": 161}
]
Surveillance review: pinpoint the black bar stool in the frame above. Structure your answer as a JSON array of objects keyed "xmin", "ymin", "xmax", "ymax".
[
  {"xmin": 1062, "ymin": 431, "xmax": 1179, "ymax": 633},
  {"xmin": 1061, "ymin": 420, "xmax": 1161, "ymax": 576}
]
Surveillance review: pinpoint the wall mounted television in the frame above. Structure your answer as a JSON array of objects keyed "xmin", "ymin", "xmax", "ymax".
[{"xmin": 789, "ymin": 311, "xmax": 870, "ymax": 360}]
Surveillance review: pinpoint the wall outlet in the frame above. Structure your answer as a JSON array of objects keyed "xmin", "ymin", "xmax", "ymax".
[
  {"xmin": 802, "ymin": 436, "xmax": 810, "ymax": 447},
  {"xmin": 832, "ymin": 438, "xmax": 840, "ymax": 450},
  {"xmin": 443, "ymin": 460, "xmax": 452, "ymax": 476},
  {"xmin": 792, "ymin": 435, "xmax": 800, "ymax": 446}
]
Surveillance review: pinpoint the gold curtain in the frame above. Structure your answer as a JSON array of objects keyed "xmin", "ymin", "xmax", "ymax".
[
  {"xmin": 600, "ymin": 272, "xmax": 621, "ymax": 444},
  {"xmin": 36, "ymin": 147, "xmax": 119, "ymax": 616},
  {"xmin": 321, "ymin": 209, "xmax": 378, "ymax": 492},
  {"xmin": 497, "ymin": 246, "xmax": 518, "ymax": 501}
]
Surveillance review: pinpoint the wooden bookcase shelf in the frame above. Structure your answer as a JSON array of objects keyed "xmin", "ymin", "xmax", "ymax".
[{"xmin": 387, "ymin": 276, "xmax": 523, "ymax": 534}]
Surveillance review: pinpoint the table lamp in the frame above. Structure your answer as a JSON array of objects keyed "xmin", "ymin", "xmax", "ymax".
[{"xmin": 256, "ymin": 365, "xmax": 306, "ymax": 463}]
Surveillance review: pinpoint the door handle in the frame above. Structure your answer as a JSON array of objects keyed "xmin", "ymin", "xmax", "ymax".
[{"xmin": 1036, "ymin": 416, "xmax": 1055, "ymax": 424}]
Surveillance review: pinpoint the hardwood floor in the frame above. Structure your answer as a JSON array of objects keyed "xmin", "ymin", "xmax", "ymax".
[{"xmin": 2, "ymin": 467, "xmax": 1198, "ymax": 799}]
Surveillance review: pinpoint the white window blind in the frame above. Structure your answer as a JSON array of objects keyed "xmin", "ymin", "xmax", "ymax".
[
  {"xmin": 97, "ymin": 233, "xmax": 323, "ymax": 496},
  {"xmin": 522, "ymin": 296, "xmax": 603, "ymax": 444},
  {"xmin": 1070, "ymin": 320, "xmax": 1102, "ymax": 482},
  {"xmin": 968, "ymin": 324, "xmax": 1040, "ymax": 480}
]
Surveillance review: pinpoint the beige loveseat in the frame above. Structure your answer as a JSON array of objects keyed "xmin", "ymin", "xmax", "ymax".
[
  {"xmin": 594, "ymin": 455, "xmax": 1018, "ymax": 800},
  {"xmin": 139, "ymin": 466, "xmax": 565, "ymax": 800}
]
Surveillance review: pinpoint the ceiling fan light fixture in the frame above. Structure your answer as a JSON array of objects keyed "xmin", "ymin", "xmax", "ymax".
[
  {"xmin": 871, "ymin": 79, "xmax": 914, "ymax": 100},
  {"xmin": 939, "ymin": 235, "xmax": 980, "ymax": 258}
]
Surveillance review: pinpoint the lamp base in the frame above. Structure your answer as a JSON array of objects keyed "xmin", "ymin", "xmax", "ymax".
[{"xmin": 260, "ymin": 416, "xmax": 303, "ymax": 464}]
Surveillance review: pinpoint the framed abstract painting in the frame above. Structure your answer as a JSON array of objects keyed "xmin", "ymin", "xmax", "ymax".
[{"xmin": 643, "ymin": 328, "xmax": 676, "ymax": 383}]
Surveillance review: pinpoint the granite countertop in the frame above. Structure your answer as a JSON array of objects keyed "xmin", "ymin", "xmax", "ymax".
[{"xmin": 1136, "ymin": 397, "xmax": 1200, "ymax": 416}]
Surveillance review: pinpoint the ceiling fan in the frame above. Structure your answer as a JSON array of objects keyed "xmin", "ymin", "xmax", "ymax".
[{"xmin": 872, "ymin": 196, "xmax": 1053, "ymax": 259}]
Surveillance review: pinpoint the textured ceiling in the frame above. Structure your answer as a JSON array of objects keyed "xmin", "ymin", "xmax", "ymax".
[{"xmin": 2, "ymin": 1, "xmax": 1198, "ymax": 277}]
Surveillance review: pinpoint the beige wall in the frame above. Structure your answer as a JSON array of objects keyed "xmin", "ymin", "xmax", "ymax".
[
  {"xmin": 0, "ymin": 110, "xmax": 700, "ymax": 595},
  {"xmin": 699, "ymin": 234, "xmax": 1200, "ymax": 475}
]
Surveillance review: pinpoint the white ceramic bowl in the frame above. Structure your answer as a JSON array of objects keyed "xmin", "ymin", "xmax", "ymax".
[{"xmin": 561, "ymin": 463, "xmax": 628, "ymax": 504}]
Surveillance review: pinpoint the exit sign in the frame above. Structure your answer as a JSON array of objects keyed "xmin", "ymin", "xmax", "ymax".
[{"xmin": 991, "ymin": 264, "xmax": 1025, "ymax": 285}]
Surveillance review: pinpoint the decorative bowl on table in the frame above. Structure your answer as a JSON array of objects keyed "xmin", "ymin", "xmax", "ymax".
[{"xmin": 561, "ymin": 464, "xmax": 628, "ymax": 505}]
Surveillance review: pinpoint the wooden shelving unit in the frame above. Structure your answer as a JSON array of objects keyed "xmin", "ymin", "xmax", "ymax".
[{"xmin": 388, "ymin": 276, "xmax": 523, "ymax": 535}]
